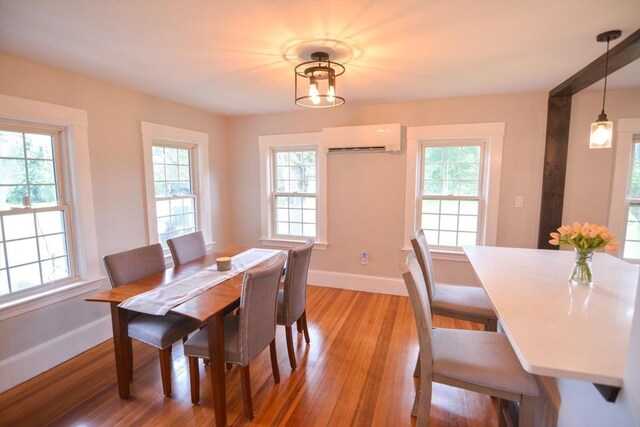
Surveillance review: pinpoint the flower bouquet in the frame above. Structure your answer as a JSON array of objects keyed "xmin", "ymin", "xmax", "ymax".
[{"xmin": 549, "ymin": 222, "xmax": 619, "ymax": 286}]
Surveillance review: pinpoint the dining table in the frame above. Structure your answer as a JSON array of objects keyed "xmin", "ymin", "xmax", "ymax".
[
  {"xmin": 463, "ymin": 245, "xmax": 639, "ymax": 402},
  {"xmin": 86, "ymin": 246, "xmax": 282, "ymax": 427}
]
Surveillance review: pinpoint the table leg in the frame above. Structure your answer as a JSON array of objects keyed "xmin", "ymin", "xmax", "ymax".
[
  {"xmin": 207, "ymin": 313, "xmax": 226, "ymax": 427},
  {"xmin": 110, "ymin": 303, "xmax": 131, "ymax": 399}
]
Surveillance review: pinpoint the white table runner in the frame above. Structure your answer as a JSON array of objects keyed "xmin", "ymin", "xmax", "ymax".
[{"xmin": 118, "ymin": 248, "xmax": 283, "ymax": 315}]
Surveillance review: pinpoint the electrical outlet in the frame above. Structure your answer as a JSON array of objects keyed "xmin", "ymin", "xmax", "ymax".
[
  {"xmin": 361, "ymin": 252, "xmax": 368, "ymax": 265},
  {"xmin": 515, "ymin": 196, "xmax": 524, "ymax": 208}
]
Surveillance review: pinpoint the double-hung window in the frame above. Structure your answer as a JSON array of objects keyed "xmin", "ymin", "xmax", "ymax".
[
  {"xmin": 419, "ymin": 141, "xmax": 484, "ymax": 248},
  {"xmin": 152, "ymin": 143, "xmax": 196, "ymax": 248},
  {"xmin": 0, "ymin": 121, "xmax": 73, "ymax": 295},
  {"xmin": 609, "ymin": 119, "xmax": 640, "ymax": 262},
  {"xmin": 273, "ymin": 149, "xmax": 317, "ymax": 238},
  {"xmin": 403, "ymin": 123, "xmax": 504, "ymax": 255},
  {"xmin": 259, "ymin": 132, "xmax": 327, "ymax": 249},
  {"xmin": 622, "ymin": 138, "xmax": 640, "ymax": 259},
  {"xmin": 141, "ymin": 121, "xmax": 211, "ymax": 251}
]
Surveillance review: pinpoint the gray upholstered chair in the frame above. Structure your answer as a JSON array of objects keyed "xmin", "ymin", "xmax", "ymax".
[
  {"xmin": 103, "ymin": 243, "xmax": 201, "ymax": 397},
  {"xmin": 277, "ymin": 239, "xmax": 313, "ymax": 370},
  {"xmin": 403, "ymin": 254, "xmax": 538, "ymax": 427},
  {"xmin": 167, "ymin": 231, "xmax": 206, "ymax": 266},
  {"xmin": 183, "ymin": 253, "xmax": 286, "ymax": 420},
  {"xmin": 411, "ymin": 229, "xmax": 497, "ymax": 332}
]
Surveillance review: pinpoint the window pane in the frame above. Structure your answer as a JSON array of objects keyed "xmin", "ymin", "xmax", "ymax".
[
  {"xmin": 440, "ymin": 215, "xmax": 458, "ymax": 231},
  {"xmin": 458, "ymin": 232, "xmax": 477, "ymax": 246},
  {"xmin": 183, "ymin": 197, "xmax": 195, "ymax": 213},
  {"xmin": 422, "ymin": 199, "xmax": 439, "ymax": 214},
  {"xmin": 303, "ymin": 197, "xmax": 316, "ymax": 209},
  {"xmin": 0, "ymin": 269, "xmax": 9, "ymax": 295},
  {"xmin": 441, "ymin": 200, "xmax": 459, "ymax": 215},
  {"xmin": 290, "ymin": 208, "xmax": 302, "ymax": 222},
  {"xmin": 6, "ymin": 238, "xmax": 39, "ymax": 266},
  {"xmin": 0, "ymin": 185, "xmax": 27, "ymax": 210},
  {"xmin": 629, "ymin": 142, "xmax": 640, "ymax": 198},
  {"xmin": 0, "ymin": 245, "xmax": 5, "ymax": 269},
  {"xmin": 459, "ymin": 200, "xmax": 479, "ymax": 215},
  {"xmin": 276, "ymin": 208, "xmax": 288, "ymax": 221},
  {"xmin": 624, "ymin": 203, "xmax": 640, "ymax": 259},
  {"xmin": 0, "ymin": 131, "xmax": 24, "ymax": 158},
  {"xmin": 156, "ymin": 200, "xmax": 170, "ymax": 217},
  {"xmin": 4, "ymin": 213, "xmax": 35, "ymax": 240},
  {"xmin": 36, "ymin": 210, "xmax": 65, "ymax": 235},
  {"xmin": 302, "ymin": 209, "xmax": 315, "ymax": 224},
  {"xmin": 177, "ymin": 149, "xmax": 189, "ymax": 165},
  {"xmin": 459, "ymin": 215, "xmax": 478, "ymax": 232},
  {"xmin": 41, "ymin": 257, "xmax": 70, "ymax": 283},
  {"xmin": 276, "ymin": 222, "xmax": 289, "ymax": 235},
  {"xmin": 422, "ymin": 214, "xmax": 439, "ymax": 229},
  {"xmin": 0, "ymin": 159, "xmax": 27, "ymax": 185},
  {"xmin": 153, "ymin": 164, "xmax": 165, "ymax": 181},
  {"xmin": 25, "ymin": 133, "xmax": 54, "ymax": 159},
  {"xmin": 30, "ymin": 184, "xmax": 58, "ymax": 205},
  {"xmin": 38, "ymin": 233, "xmax": 67, "ymax": 259},
  {"xmin": 9, "ymin": 263, "xmax": 42, "ymax": 292},
  {"xmin": 290, "ymin": 223, "xmax": 303, "ymax": 236},
  {"xmin": 439, "ymin": 231, "xmax": 457, "ymax": 247},
  {"xmin": 303, "ymin": 224, "xmax": 316, "ymax": 237}
]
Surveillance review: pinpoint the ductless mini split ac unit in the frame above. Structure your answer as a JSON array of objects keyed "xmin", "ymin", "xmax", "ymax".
[{"xmin": 322, "ymin": 123, "xmax": 402, "ymax": 153}]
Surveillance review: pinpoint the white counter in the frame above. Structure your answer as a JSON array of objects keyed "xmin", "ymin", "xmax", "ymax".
[{"xmin": 463, "ymin": 246, "xmax": 639, "ymax": 387}]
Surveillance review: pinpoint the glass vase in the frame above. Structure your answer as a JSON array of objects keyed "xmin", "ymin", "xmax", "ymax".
[{"xmin": 568, "ymin": 248, "xmax": 594, "ymax": 287}]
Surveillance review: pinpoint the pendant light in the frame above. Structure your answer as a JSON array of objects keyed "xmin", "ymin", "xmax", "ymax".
[
  {"xmin": 295, "ymin": 52, "xmax": 345, "ymax": 108},
  {"xmin": 589, "ymin": 30, "xmax": 621, "ymax": 149}
]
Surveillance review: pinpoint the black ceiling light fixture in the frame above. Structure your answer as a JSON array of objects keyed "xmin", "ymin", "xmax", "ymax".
[
  {"xmin": 295, "ymin": 51, "xmax": 345, "ymax": 108},
  {"xmin": 589, "ymin": 29, "xmax": 622, "ymax": 149}
]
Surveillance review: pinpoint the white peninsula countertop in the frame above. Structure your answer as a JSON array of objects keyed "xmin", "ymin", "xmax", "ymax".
[{"xmin": 463, "ymin": 246, "xmax": 639, "ymax": 387}]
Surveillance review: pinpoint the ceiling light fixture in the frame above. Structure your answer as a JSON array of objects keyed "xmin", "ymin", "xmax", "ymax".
[
  {"xmin": 295, "ymin": 52, "xmax": 345, "ymax": 108},
  {"xmin": 589, "ymin": 29, "xmax": 621, "ymax": 149}
]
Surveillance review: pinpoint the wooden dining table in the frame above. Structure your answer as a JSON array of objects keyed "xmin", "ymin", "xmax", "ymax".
[{"xmin": 86, "ymin": 246, "xmax": 281, "ymax": 427}]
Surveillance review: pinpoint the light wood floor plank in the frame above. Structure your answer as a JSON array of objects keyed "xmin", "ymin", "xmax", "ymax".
[{"xmin": 0, "ymin": 285, "xmax": 498, "ymax": 426}]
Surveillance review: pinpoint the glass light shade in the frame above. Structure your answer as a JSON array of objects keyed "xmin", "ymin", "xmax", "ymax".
[{"xmin": 589, "ymin": 120, "xmax": 613, "ymax": 149}]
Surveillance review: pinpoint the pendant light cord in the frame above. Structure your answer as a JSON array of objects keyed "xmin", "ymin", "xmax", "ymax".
[{"xmin": 601, "ymin": 38, "xmax": 610, "ymax": 116}]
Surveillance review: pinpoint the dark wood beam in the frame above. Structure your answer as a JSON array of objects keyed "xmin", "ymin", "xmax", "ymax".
[
  {"xmin": 551, "ymin": 28, "xmax": 640, "ymax": 98},
  {"xmin": 538, "ymin": 96, "xmax": 572, "ymax": 249},
  {"xmin": 537, "ymin": 28, "xmax": 640, "ymax": 249}
]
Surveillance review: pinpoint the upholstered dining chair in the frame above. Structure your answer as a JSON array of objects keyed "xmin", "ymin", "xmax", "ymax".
[
  {"xmin": 411, "ymin": 229, "xmax": 497, "ymax": 332},
  {"xmin": 183, "ymin": 253, "xmax": 286, "ymax": 420},
  {"xmin": 403, "ymin": 254, "xmax": 538, "ymax": 427},
  {"xmin": 277, "ymin": 239, "xmax": 314, "ymax": 370},
  {"xmin": 103, "ymin": 243, "xmax": 201, "ymax": 397},
  {"xmin": 167, "ymin": 231, "xmax": 206, "ymax": 266}
]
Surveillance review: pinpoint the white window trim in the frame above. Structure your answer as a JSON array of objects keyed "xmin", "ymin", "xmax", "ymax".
[
  {"xmin": 0, "ymin": 94, "xmax": 102, "ymax": 319},
  {"xmin": 608, "ymin": 117, "xmax": 640, "ymax": 261},
  {"xmin": 403, "ymin": 122, "xmax": 505, "ymax": 260},
  {"xmin": 141, "ymin": 122, "xmax": 212, "ymax": 250},
  {"xmin": 258, "ymin": 132, "xmax": 328, "ymax": 250}
]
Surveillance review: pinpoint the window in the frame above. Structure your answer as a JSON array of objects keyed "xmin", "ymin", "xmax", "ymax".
[
  {"xmin": 0, "ymin": 94, "xmax": 100, "ymax": 314},
  {"xmin": 141, "ymin": 122, "xmax": 211, "ymax": 251},
  {"xmin": 622, "ymin": 138, "xmax": 640, "ymax": 259},
  {"xmin": 609, "ymin": 119, "xmax": 640, "ymax": 262},
  {"xmin": 0, "ymin": 122, "xmax": 73, "ymax": 295},
  {"xmin": 403, "ymin": 123, "xmax": 504, "ymax": 256},
  {"xmin": 273, "ymin": 149, "xmax": 317, "ymax": 238},
  {"xmin": 152, "ymin": 144, "xmax": 196, "ymax": 248},
  {"xmin": 259, "ymin": 132, "xmax": 327, "ymax": 249},
  {"xmin": 419, "ymin": 141, "xmax": 485, "ymax": 248}
]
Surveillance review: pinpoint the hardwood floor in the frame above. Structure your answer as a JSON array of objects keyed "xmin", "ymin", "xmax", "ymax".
[{"xmin": 0, "ymin": 286, "xmax": 496, "ymax": 426}]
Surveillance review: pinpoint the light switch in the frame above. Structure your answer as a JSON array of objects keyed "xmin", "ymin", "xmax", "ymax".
[{"xmin": 515, "ymin": 196, "xmax": 524, "ymax": 208}]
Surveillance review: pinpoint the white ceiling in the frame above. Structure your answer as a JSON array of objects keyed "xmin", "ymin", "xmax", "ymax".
[{"xmin": 0, "ymin": 0, "xmax": 638, "ymax": 116}]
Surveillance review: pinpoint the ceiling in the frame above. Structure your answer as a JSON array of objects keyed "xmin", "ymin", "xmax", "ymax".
[{"xmin": 0, "ymin": 0, "xmax": 638, "ymax": 116}]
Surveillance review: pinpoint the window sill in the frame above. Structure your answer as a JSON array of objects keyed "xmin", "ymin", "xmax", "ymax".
[
  {"xmin": 401, "ymin": 246, "xmax": 469, "ymax": 262},
  {"xmin": 0, "ymin": 277, "xmax": 105, "ymax": 321},
  {"xmin": 260, "ymin": 238, "xmax": 328, "ymax": 251}
]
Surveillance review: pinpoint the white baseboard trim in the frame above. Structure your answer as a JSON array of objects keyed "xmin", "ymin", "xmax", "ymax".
[
  {"xmin": 0, "ymin": 315, "xmax": 112, "ymax": 392},
  {"xmin": 308, "ymin": 269, "xmax": 407, "ymax": 296}
]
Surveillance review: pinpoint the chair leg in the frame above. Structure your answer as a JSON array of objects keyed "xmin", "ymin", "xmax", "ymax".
[
  {"xmin": 226, "ymin": 362, "xmax": 232, "ymax": 371},
  {"xmin": 158, "ymin": 347, "xmax": 172, "ymax": 397},
  {"xmin": 495, "ymin": 398, "xmax": 508, "ymax": 427},
  {"xmin": 240, "ymin": 365, "xmax": 254, "ymax": 420},
  {"xmin": 125, "ymin": 337, "xmax": 134, "ymax": 381},
  {"xmin": 269, "ymin": 339, "xmax": 280, "ymax": 383},
  {"xmin": 300, "ymin": 310, "xmax": 311, "ymax": 344},
  {"xmin": 296, "ymin": 318, "xmax": 303, "ymax": 334},
  {"xmin": 188, "ymin": 357, "xmax": 200, "ymax": 404},
  {"xmin": 415, "ymin": 369, "xmax": 432, "ymax": 427},
  {"xmin": 285, "ymin": 325, "xmax": 297, "ymax": 370},
  {"xmin": 413, "ymin": 352, "xmax": 420, "ymax": 377},
  {"xmin": 518, "ymin": 395, "xmax": 536, "ymax": 427},
  {"xmin": 486, "ymin": 318, "xmax": 498, "ymax": 332}
]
